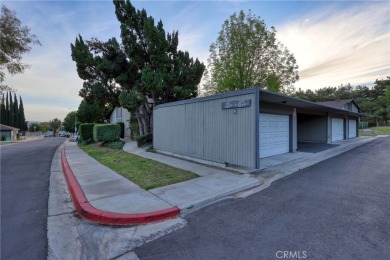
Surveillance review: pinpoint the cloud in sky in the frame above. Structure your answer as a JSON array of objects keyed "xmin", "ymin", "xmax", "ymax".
[
  {"xmin": 277, "ymin": 2, "xmax": 390, "ymax": 90},
  {"xmin": 2, "ymin": 1, "xmax": 389, "ymax": 122},
  {"xmin": 3, "ymin": 1, "xmax": 119, "ymax": 122}
]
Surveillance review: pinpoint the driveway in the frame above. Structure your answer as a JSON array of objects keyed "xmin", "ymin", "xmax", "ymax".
[
  {"xmin": 1, "ymin": 138, "xmax": 65, "ymax": 260},
  {"xmin": 135, "ymin": 137, "xmax": 390, "ymax": 259}
]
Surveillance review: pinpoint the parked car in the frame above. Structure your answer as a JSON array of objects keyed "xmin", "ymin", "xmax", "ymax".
[
  {"xmin": 44, "ymin": 131, "xmax": 54, "ymax": 137},
  {"xmin": 59, "ymin": 132, "xmax": 71, "ymax": 137}
]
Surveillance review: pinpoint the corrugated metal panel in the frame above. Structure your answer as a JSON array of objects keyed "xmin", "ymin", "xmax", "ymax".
[
  {"xmin": 185, "ymin": 102, "xmax": 204, "ymax": 157},
  {"xmin": 153, "ymin": 93, "xmax": 256, "ymax": 168},
  {"xmin": 154, "ymin": 106, "xmax": 186, "ymax": 154}
]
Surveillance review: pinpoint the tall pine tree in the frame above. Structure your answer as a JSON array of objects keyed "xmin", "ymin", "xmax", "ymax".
[
  {"xmin": 5, "ymin": 92, "xmax": 9, "ymax": 125},
  {"xmin": 13, "ymin": 93, "xmax": 19, "ymax": 128},
  {"xmin": 8, "ymin": 91, "xmax": 13, "ymax": 126},
  {"xmin": 1, "ymin": 94, "xmax": 5, "ymax": 124},
  {"xmin": 19, "ymin": 96, "xmax": 27, "ymax": 130}
]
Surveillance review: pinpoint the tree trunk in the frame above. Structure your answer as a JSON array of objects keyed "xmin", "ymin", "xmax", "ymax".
[{"xmin": 135, "ymin": 103, "xmax": 152, "ymax": 136}]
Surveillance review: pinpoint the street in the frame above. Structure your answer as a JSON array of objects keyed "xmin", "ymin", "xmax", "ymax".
[
  {"xmin": 1, "ymin": 138, "xmax": 65, "ymax": 260},
  {"xmin": 135, "ymin": 137, "xmax": 390, "ymax": 259}
]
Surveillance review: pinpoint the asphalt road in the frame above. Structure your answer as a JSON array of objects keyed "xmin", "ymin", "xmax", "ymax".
[
  {"xmin": 136, "ymin": 137, "xmax": 390, "ymax": 260},
  {"xmin": 1, "ymin": 138, "xmax": 65, "ymax": 260}
]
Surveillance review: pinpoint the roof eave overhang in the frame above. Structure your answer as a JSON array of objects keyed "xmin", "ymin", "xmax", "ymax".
[{"xmin": 259, "ymin": 89, "xmax": 364, "ymax": 118}]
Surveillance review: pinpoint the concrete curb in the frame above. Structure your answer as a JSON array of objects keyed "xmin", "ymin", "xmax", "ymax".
[{"xmin": 60, "ymin": 145, "xmax": 180, "ymax": 225}]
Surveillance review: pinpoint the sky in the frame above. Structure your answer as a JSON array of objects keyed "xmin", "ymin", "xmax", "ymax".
[{"xmin": 2, "ymin": 0, "xmax": 390, "ymax": 122}]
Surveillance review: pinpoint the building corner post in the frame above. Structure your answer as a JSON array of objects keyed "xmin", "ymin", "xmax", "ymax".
[{"xmin": 255, "ymin": 88, "xmax": 260, "ymax": 169}]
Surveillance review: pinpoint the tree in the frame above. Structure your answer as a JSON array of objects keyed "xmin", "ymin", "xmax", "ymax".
[
  {"xmin": 13, "ymin": 92, "xmax": 19, "ymax": 128},
  {"xmin": 76, "ymin": 100, "xmax": 109, "ymax": 123},
  {"xmin": 115, "ymin": 0, "xmax": 204, "ymax": 136},
  {"xmin": 0, "ymin": 94, "xmax": 5, "ymax": 124},
  {"xmin": 18, "ymin": 95, "xmax": 27, "ymax": 130},
  {"xmin": 71, "ymin": 0, "xmax": 205, "ymax": 136},
  {"xmin": 9, "ymin": 91, "xmax": 13, "ymax": 126},
  {"xmin": 63, "ymin": 111, "xmax": 77, "ymax": 132},
  {"xmin": 39, "ymin": 122, "xmax": 50, "ymax": 133},
  {"xmin": 49, "ymin": 118, "xmax": 62, "ymax": 136},
  {"xmin": 371, "ymin": 77, "xmax": 390, "ymax": 125},
  {"xmin": 5, "ymin": 91, "xmax": 9, "ymax": 125},
  {"xmin": 0, "ymin": 5, "xmax": 41, "ymax": 93},
  {"xmin": 0, "ymin": 91, "xmax": 27, "ymax": 128},
  {"xmin": 204, "ymin": 10, "xmax": 299, "ymax": 94},
  {"xmin": 71, "ymin": 36, "xmax": 122, "ymax": 112},
  {"xmin": 28, "ymin": 123, "xmax": 40, "ymax": 132}
]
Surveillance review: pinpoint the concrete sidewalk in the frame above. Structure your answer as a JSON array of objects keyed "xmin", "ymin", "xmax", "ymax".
[
  {"xmin": 62, "ymin": 141, "xmax": 261, "ymax": 224},
  {"xmin": 62, "ymin": 136, "xmax": 378, "ymax": 225},
  {"xmin": 63, "ymin": 142, "xmax": 180, "ymax": 224}
]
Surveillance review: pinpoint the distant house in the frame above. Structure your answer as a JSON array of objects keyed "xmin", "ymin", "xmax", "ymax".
[
  {"xmin": 0, "ymin": 124, "xmax": 19, "ymax": 141},
  {"xmin": 109, "ymin": 106, "xmax": 131, "ymax": 137}
]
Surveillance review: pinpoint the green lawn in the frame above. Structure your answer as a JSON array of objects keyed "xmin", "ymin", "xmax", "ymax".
[
  {"xmin": 79, "ymin": 143, "xmax": 198, "ymax": 190},
  {"xmin": 359, "ymin": 126, "xmax": 390, "ymax": 136}
]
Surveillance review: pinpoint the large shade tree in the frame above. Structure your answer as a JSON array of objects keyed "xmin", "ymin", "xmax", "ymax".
[
  {"xmin": 71, "ymin": 36, "xmax": 123, "ymax": 111},
  {"xmin": 71, "ymin": 0, "xmax": 205, "ymax": 136},
  {"xmin": 114, "ymin": 0, "xmax": 205, "ymax": 135},
  {"xmin": 76, "ymin": 100, "xmax": 110, "ymax": 124},
  {"xmin": 63, "ymin": 111, "xmax": 77, "ymax": 132},
  {"xmin": 204, "ymin": 10, "xmax": 299, "ymax": 95},
  {"xmin": 0, "ymin": 5, "xmax": 41, "ymax": 93}
]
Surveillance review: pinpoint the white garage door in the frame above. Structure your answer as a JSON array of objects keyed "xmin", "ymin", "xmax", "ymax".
[
  {"xmin": 349, "ymin": 119, "xmax": 357, "ymax": 138},
  {"xmin": 259, "ymin": 113, "xmax": 289, "ymax": 158},
  {"xmin": 332, "ymin": 118, "xmax": 344, "ymax": 142}
]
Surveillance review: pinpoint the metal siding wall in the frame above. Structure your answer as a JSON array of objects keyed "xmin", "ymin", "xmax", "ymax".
[
  {"xmin": 154, "ymin": 93, "xmax": 256, "ymax": 168},
  {"xmin": 185, "ymin": 102, "xmax": 204, "ymax": 157},
  {"xmin": 153, "ymin": 107, "xmax": 186, "ymax": 154},
  {"xmin": 153, "ymin": 108, "xmax": 166, "ymax": 150}
]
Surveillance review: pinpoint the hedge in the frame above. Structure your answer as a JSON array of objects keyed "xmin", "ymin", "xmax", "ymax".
[
  {"xmin": 93, "ymin": 124, "xmax": 121, "ymax": 142},
  {"xmin": 117, "ymin": 122, "xmax": 125, "ymax": 138},
  {"xmin": 79, "ymin": 123, "xmax": 95, "ymax": 141}
]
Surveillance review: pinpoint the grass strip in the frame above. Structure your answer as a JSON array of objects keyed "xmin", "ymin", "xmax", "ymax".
[
  {"xmin": 79, "ymin": 143, "xmax": 198, "ymax": 190},
  {"xmin": 359, "ymin": 126, "xmax": 390, "ymax": 136}
]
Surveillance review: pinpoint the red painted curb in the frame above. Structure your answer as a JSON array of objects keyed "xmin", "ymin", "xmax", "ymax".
[{"xmin": 60, "ymin": 145, "xmax": 180, "ymax": 225}]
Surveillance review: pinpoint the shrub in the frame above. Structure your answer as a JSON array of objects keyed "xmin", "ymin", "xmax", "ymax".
[
  {"xmin": 93, "ymin": 124, "xmax": 121, "ymax": 142},
  {"xmin": 136, "ymin": 133, "xmax": 153, "ymax": 147},
  {"xmin": 117, "ymin": 122, "xmax": 125, "ymax": 138},
  {"xmin": 130, "ymin": 117, "xmax": 139, "ymax": 140},
  {"xmin": 79, "ymin": 123, "xmax": 95, "ymax": 141},
  {"xmin": 79, "ymin": 138, "xmax": 94, "ymax": 145},
  {"xmin": 103, "ymin": 140, "xmax": 125, "ymax": 149}
]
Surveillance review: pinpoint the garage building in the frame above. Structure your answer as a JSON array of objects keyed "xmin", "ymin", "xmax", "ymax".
[{"xmin": 153, "ymin": 88, "xmax": 362, "ymax": 169}]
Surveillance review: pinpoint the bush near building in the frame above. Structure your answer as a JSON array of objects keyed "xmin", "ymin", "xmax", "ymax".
[
  {"xmin": 117, "ymin": 122, "xmax": 125, "ymax": 138},
  {"xmin": 79, "ymin": 123, "xmax": 95, "ymax": 141},
  {"xmin": 93, "ymin": 124, "xmax": 120, "ymax": 142}
]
